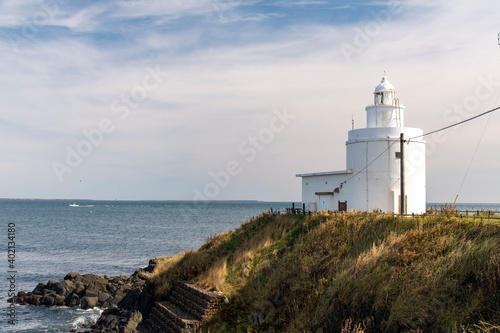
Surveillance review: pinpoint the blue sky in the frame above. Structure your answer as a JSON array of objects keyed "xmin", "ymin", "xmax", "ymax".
[{"xmin": 0, "ymin": 0, "xmax": 499, "ymax": 203}]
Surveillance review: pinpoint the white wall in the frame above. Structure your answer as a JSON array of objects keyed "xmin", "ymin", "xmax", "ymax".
[
  {"xmin": 299, "ymin": 127, "xmax": 426, "ymax": 214},
  {"xmin": 344, "ymin": 127, "xmax": 426, "ymax": 213},
  {"xmin": 300, "ymin": 172, "xmax": 350, "ymax": 211}
]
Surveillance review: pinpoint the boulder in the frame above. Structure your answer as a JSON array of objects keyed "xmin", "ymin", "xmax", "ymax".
[
  {"xmin": 84, "ymin": 288, "xmax": 99, "ymax": 298},
  {"xmin": 135, "ymin": 280, "xmax": 155, "ymax": 314},
  {"xmin": 122, "ymin": 310, "xmax": 142, "ymax": 333},
  {"xmin": 98, "ymin": 292, "xmax": 111, "ymax": 304},
  {"xmin": 54, "ymin": 295, "xmax": 66, "ymax": 306},
  {"xmin": 81, "ymin": 296, "xmax": 98, "ymax": 310},
  {"xmin": 41, "ymin": 294, "xmax": 55, "ymax": 306},
  {"xmin": 65, "ymin": 293, "xmax": 80, "ymax": 307},
  {"xmin": 33, "ymin": 282, "xmax": 46, "ymax": 295},
  {"xmin": 31, "ymin": 295, "xmax": 42, "ymax": 306},
  {"xmin": 118, "ymin": 288, "xmax": 142, "ymax": 310},
  {"xmin": 94, "ymin": 309, "xmax": 143, "ymax": 333},
  {"xmin": 64, "ymin": 272, "xmax": 80, "ymax": 280}
]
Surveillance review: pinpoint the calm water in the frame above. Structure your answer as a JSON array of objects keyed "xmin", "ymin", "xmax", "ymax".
[
  {"xmin": 0, "ymin": 200, "xmax": 498, "ymax": 332},
  {"xmin": 0, "ymin": 200, "xmax": 294, "ymax": 332}
]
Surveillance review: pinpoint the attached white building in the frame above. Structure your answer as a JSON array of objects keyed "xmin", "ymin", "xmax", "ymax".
[{"xmin": 297, "ymin": 76, "xmax": 426, "ymax": 214}]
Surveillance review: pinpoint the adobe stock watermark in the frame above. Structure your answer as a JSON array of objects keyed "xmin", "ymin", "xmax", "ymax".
[
  {"xmin": 340, "ymin": 0, "xmax": 402, "ymax": 63},
  {"xmin": 51, "ymin": 66, "xmax": 168, "ymax": 182},
  {"xmin": 6, "ymin": 0, "xmax": 61, "ymax": 53},
  {"xmin": 193, "ymin": 107, "xmax": 296, "ymax": 201},
  {"xmin": 401, "ymin": 74, "xmax": 500, "ymax": 177}
]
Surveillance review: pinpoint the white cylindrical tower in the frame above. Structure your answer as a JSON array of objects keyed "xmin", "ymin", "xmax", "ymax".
[{"xmin": 343, "ymin": 76, "xmax": 426, "ymax": 214}]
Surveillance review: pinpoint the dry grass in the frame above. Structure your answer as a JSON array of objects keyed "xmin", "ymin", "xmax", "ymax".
[
  {"xmin": 150, "ymin": 211, "xmax": 500, "ymax": 332},
  {"xmin": 150, "ymin": 252, "xmax": 187, "ymax": 280},
  {"xmin": 197, "ymin": 256, "xmax": 228, "ymax": 291},
  {"xmin": 341, "ymin": 319, "xmax": 366, "ymax": 332}
]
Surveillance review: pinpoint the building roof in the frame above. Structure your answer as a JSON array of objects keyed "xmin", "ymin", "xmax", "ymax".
[
  {"xmin": 374, "ymin": 76, "xmax": 395, "ymax": 93},
  {"xmin": 296, "ymin": 169, "xmax": 353, "ymax": 178}
]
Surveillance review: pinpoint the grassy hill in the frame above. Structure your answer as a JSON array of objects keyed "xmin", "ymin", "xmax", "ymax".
[{"xmin": 149, "ymin": 211, "xmax": 500, "ymax": 332}]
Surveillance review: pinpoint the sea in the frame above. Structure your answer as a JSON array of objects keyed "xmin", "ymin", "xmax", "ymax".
[{"xmin": 0, "ymin": 200, "xmax": 498, "ymax": 333}]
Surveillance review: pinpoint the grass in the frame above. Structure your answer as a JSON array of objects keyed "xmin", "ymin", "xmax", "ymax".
[{"xmin": 149, "ymin": 211, "xmax": 500, "ymax": 332}]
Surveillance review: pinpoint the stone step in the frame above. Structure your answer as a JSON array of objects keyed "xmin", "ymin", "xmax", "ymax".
[
  {"xmin": 171, "ymin": 289, "xmax": 222, "ymax": 314},
  {"xmin": 175, "ymin": 281, "xmax": 225, "ymax": 304},
  {"xmin": 142, "ymin": 282, "xmax": 226, "ymax": 333},
  {"xmin": 149, "ymin": 306, "xmax": 179, "ymax": 332},
  {"xmin": 157, "ymin": 301, "xmax": 201, "ymax": 331},
  {"xmin": 173, "ymin": 285, "xmax": 224, "ymax": 310},
  {"xmin": 170, "ymin": 290, "xmax": 205, "ymax": 320}
]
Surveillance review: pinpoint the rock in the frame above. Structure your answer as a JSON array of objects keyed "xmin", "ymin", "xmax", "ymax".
[
  {"xmin": 74, "ymin": 283, "xmax": 86, "ymax": 297},
  {"xmin": 96, "ymin": 309, "xmax": 121, "ymax": 328},
  {"xmin": 98, "ymin": 292, "xmax": 111, "ymax": 304},
  {"xmin": 84, "ymin": 288, "xmax": 99, "ymax": 298},
  {"xmin": 81, "ymin": 296, "xmax": 98, "ymax": 310},
  {"xmin": 41, "ymin": 294, "xmax": 55, "ymax": 306},
  {"xmin": 65, "ymin": 293, "xmax": 80, "ymax": 307},
  {"xmin": 8, "ymin": 262, "xmax": 156, "ymax": 331},
  {"xmin": 144, "ymin": 258, "xmax": 158, "ymax": 272},
  {"xmin": 54, "ymin": 295, "xmax": 66, "ymax": 306},
  {"xmin": 135, "ymin": 270, "xmax": 151, "ymax": 280},
  {"xmin": 118, "ymin": 288, "xmax": 142, "ymax": 310},
  {"xmin": 94, "ymin": 308, "xmax": 143, "ymax": 333},
  {"xmin": 65, "ymin": 272, "xmax": 80, "ymax": 280},
  {"xmin": 135, "ymin": 281, "xmax": 155, "ymax": 314},
  {"xmin": 46, "ymin": 280, "xmax": 64, "ymax": 295},
  {"xmin": 31, "ymin": 295, "xmax": 42, "ymax": 306},
  {"xmin": 33, "ymin": 282, "xmax": 46, "ymax": 295},
  {"xmin": 121, "ymin": 310, "xmax": 142, "ymax": 333}
]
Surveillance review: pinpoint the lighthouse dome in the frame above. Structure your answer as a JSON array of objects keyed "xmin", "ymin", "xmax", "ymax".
[{"xmin": 374, "ymin": 76, "xmax": 395, "ymax": 93}]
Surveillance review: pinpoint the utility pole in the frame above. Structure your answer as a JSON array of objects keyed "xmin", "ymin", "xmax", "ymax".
[{"xmin": 400, "ymin": 133, "xmax": 405, "ymax": 216}]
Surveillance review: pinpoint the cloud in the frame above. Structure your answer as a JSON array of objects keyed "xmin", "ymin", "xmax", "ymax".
[{"xmin": 0, "ymin": 0, "xmax": 499, "ymax": 202}]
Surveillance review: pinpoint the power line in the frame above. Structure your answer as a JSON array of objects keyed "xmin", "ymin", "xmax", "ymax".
[
  {"xmin": 340, "ymin": 140, "xmax": 398, "ymax": 187},
  {"xmin": 454, "ymin": 88, "xmax": 500, "ymax": 201},
  {"xmin": 409, "ymin": 105, "xmax": 500, "ymax": 141},
  {"xmin": 338, "ymin": 101, "xmax": 500, "ymax": 191}
]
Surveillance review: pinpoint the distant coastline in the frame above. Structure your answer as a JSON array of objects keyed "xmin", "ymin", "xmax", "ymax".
[{"xmin": 0, "ymin": 198, "xmax": 264, "ymax": 203}]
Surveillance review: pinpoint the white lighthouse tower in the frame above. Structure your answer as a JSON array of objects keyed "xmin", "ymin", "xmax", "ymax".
[{"xmin": 297, "ymin": 76, "xmax": 426, "ymax": 214}]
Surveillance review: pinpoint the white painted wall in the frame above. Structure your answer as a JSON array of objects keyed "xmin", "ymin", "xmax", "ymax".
[
  {"xmin": 299, "ymin": 171, "xmax": 351, "ymax": 212},
  {"xmin": 345, "ymin": 127, "xmax": 426, "ymax": 213}
]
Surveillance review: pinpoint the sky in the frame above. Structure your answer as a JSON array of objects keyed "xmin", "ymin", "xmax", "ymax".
[{"xmin": 0, "ymin": 0, "xmax": 499, "ymax": 203}]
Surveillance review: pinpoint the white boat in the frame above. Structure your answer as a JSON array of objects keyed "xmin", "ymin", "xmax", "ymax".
[{"xmin": 69, "ymin": 203, "xmax": 79, "ymax": 207}]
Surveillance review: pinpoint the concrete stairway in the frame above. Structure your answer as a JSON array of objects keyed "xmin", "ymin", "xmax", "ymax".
[{"xmin": 142, "ymin": 281, "xmax": 225, "ymax": 333}]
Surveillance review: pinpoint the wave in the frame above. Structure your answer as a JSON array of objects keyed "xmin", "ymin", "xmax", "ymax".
[{"xmin": 71, "ymin": 307, "xmax": 103, "ymax": 330}]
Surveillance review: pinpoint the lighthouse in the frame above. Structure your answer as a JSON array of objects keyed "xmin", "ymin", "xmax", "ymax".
[{"xmin": 297, "ymin": 76, "xmax": 426, "ymax": 214}]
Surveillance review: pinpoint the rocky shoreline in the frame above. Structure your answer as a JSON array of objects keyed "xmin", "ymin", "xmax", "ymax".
[{"xmin": 9, "ymin": 260, "xmax": 159, "ymax": 332}]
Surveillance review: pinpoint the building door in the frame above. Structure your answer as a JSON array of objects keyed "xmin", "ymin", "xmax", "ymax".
[
  {"xmin": 319, "ymin": 195, "xmax": 328, "ymax": 211},
  {"xmin": 318, "ymin": 195, "xmax": 334, "ymax": 211}
]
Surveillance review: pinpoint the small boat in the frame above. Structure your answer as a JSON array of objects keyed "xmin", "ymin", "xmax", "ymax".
[{"xmin": 69, "ymin": 203, "xmax": 79, "ymax": 207}]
